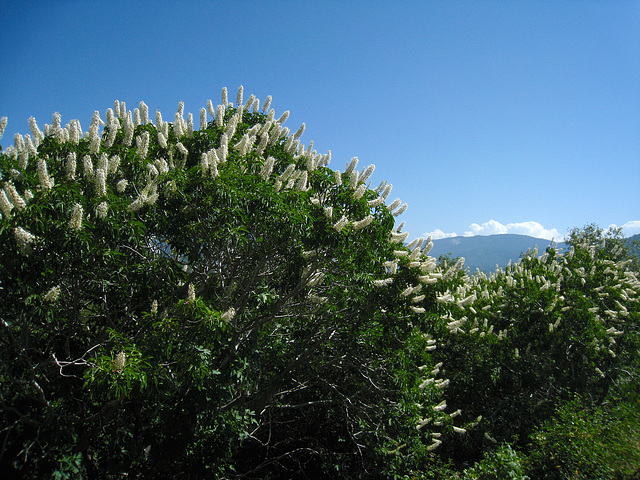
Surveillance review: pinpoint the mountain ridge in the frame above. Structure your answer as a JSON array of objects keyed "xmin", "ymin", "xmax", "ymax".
[
  {"xmin": 427, "ymin": 234, "xmax": 567, "ymax": 273},
  {"xmin": 427, "ymin": 233, "xmax": 639, "ymax": 273}
]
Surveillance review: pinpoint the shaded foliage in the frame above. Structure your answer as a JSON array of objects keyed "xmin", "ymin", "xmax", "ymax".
[{"xmin": 0, "ymin": 91, "xmax": 453, "ymax": 479}]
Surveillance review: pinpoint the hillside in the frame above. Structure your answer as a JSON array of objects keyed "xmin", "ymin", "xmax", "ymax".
[{"xmin": 625, "ymin": 233, "xmax": 640, "ymax": 258}]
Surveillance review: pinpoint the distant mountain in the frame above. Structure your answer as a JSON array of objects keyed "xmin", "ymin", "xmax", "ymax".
[
  {"xmin": 625, "ymin": 234, "xmax": 640, "ymax": 258},
  {"xmin": 427, "ymin": 234, "xmax": 568, "ymax": 273}
]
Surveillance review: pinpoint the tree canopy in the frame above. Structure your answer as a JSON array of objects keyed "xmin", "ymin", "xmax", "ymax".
[
  {"xmin": 0, "ymin": 87, "xmax": 463, "ymax": 479},
  {"xmin": 1, "ymin": 88, "xmax": 638, "ymax": 479}
]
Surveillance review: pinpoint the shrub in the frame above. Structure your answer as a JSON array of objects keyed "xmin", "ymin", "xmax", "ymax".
[
  {"xmin": 429, "ymin": 227, "xmax": 640, "ymax": 463},
  {"xmin": 464, "ymin": 444, "xmax": 529, "ymax": 480},
  {"xmin": 527, "ymin": 390, "xmax": 640, "ymax": 480},
  {"xmin": 0, "ymin": 87, "xmax": 461, "ymax": 478}
]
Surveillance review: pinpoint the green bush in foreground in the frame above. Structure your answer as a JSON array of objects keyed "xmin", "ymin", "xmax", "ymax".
[
  {"xmin": 526, "ymin": 387, "xmax": 640, "ymax": 480},
  {"xmin": 464, "ymin": 444, "xmax": 529, "ymax": 480}
]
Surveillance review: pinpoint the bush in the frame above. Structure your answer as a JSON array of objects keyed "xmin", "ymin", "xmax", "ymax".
[
  {"xmin": 464, "ymin": 444, "xmax": 529, "ymax": 480},
  {"xmin": 0, "ymin": 87, "xmax": 459, "ymax": 478},
  {"xmin": 527, "ymin": 390, "xmax": 640, "ymax": 480},
  {"xmin": 429, "ymin": 226, "xmax": 640, "ymax": 463}
]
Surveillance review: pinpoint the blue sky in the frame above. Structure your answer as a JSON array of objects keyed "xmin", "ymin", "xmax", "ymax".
[{"xmin": 1, "ymin": 0, "xmax": 638, "ymax": 241}]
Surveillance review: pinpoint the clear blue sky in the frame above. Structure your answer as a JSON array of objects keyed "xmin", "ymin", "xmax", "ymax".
[{"xmin": 1, "ymin": 0, "xmax": 638, "ymax": 240}]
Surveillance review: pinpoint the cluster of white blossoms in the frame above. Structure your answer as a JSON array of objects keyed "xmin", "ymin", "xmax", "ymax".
[
  {"xmin": 0, "ymin": 87, "xmax": 408, "ymax": 237},
  {"xmin": 434, "ymin": 242, "xmax": 639, "ymax": 361},
  {"xmin": 1, "ymin": 87, "xmax": 436, "ymax": 309},
  {"xmin": 370, "ymin": 229, "xmax": 476, "ymax": 435},
  {"xmin": 415, "ymin": 357, "xmax": 459, "ymax": 447}
]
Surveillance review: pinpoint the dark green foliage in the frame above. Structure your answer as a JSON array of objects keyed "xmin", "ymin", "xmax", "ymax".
[
  {"xmin": 0, "ymin": 96, "xmax": 449, "ymax": 478},
  {"xmin": 464, "ymin": 444, "xmax": 529, "ymax": 480},
  {"xmin": 526, "ymin": 389, "xmax": 640, "ymax": 480}
]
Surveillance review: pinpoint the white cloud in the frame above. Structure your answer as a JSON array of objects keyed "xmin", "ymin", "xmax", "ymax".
[
  {"xmin": 423, "ymin": 229, "xmax": 458, "ymax": 240},
  {"xmin": 464, "ymin": 220, "xmax": 562, "ymax": 241},
  {"xmin": 608, "ymin": 220, "xmax": 640, "ymax": 237},
  {"xmin": 464, "ymin": 220, "xmax": 508, "ymax": 236},
  {"xmin": 424, "ymin": 220, "xmax": 563, "ymax": 241}
]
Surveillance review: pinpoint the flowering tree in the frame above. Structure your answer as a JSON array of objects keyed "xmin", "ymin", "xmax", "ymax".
[
  {"xmin": 427, "ymin": 227, "xmax": 640, "ymax": 463},
  {"xmin": 0, "ymin": 87, "xmax": 466, "ymax": 478}
]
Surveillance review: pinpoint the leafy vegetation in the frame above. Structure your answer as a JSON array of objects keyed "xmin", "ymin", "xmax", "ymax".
[
  {"xmin": 0, "ymin": 89, "xmax": 638, "ymax": 478},
  {"xmin": 527, "ymin": 389, "xmax": 640, "ymax": 480}
]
